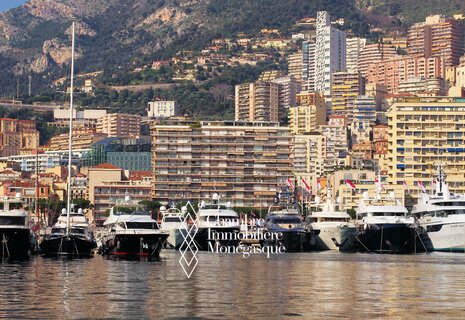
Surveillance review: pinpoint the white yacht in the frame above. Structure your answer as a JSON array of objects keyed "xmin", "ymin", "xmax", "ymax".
[
  {"xmin": 0, "ymin": 195, "xmax": 30, "ymax": 259},
  {"xmin": 194, "ymin": 193, "xmax": 240, "ymax": 251},
  {"xmin": 356, "ymin": 178, "xmax": 416, "ymax": 253},
  {"xmin": 100, "ymin": 196, "xmax": 169, "ymax": 258},
  {"xmin": 412, "ymin": 165, "xmax": 465, "ymax": 252},
  {"xmin": 309, "ymin": 191, "xmax": 356, "ymax": 251},
  {"xmin": 160, "ymin": 205, "xmax": 189, "ymax": 249}
]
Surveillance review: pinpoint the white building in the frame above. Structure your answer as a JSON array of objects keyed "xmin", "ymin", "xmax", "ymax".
[
  {"xmin": 53, "ymin": 109, "xmax": 107, "ymax": 129},
  {"xmin": 302, "ymin": 41, "xmax": 316, "ymax": 91},
  {"xmin": 147, "ymin": 100, "xmax": 176, "ymax": 118},
  {"xmin": 346, "ymin": 37, "xmax": 366, "ymax": 73},
  {"xmin": 314, "ymin": 11, "xmax": 346, "ymax": 97}
]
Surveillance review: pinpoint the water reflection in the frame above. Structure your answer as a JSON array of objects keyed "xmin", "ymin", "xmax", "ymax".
[{"xmin": 0, "ymin": 252, "xmax": 465, "ymax": 318}]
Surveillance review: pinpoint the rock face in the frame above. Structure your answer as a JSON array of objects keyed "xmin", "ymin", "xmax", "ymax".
[
  {"xmin": 43, "ymin": 38, "xmax": 82, "ymax": 65},
  {"xmin": 30, "ymin": 55, "xmax": 49, "ymax": 73}
]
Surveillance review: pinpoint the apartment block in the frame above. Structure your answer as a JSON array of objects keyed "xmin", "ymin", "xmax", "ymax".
[
  {"xmin": 331, "ymin": 71, "xmax": 365, "ymax": 121},
  {"xmin": 147, "ymin": 100, "xmax": 176, "ymax": 118},
  {"xmin": 346, "ymin": 37, "xmax": 366, "ymax": 72},
  {"xmin": 407, "ymin": 15, "xmax": 465, "ymax": 67},
  {"xmin": 289, "ymin": 104, "xmax": 326, "ymax": 134},
  {"xmin": 287, "ymin": 52, "xmax": 303, "ymax": 83},
  {"xmin": 293, "ymin": 133, "xmax": 327, "ymax": 194},
  {"xmin": 358, "ymin": 42, "xmax": 398, "ymax": 77},
  {"xmin": 0, "ymin": 118, "xmax": 39, "ymax": 157},
  {"xmin": 52, "ymin": 109, "xmax": 107, "ymax": 130},
  {"xmin": 48, "ymin": 132, "xmax": 108, "ymax": 151},
  {"xmin": 388, "ymin": 97, "xmax": 465, "ymax": 194},
  {"xmin": 314, "ymin": 11, "xmax": 346, "ymax": 96},
  {"xmin": 151, "ymin": 121, "xmax": 292, "ymax": 207},
  {"xmin": 302, "ymin": 41, "xmax": 316, "ymax": 91},
  {"xmin": 97, "ymin": 113, "xmax": 141, "ymax": 138},
  {"xmin": 235, "ymin": 82, "xmax": 279, "ymax": 122},
  {"xmin": 367, "ymin": 56, "xmax": 446, "ymax": 94},
  {"xmin": 398, "ymin": 77, "xmax": 449, "ymax": 96}
]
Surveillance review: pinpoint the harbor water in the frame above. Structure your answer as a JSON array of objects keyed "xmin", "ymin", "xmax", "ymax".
[{"xmin": 1, "ymin": 252, "xmax": 465, "ymax": 319}]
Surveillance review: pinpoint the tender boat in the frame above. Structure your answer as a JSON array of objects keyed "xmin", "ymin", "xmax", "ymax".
[
  {"xmin": 194, "ymin": 193, "xmax": 240, "ymax": 251},
  {"xmin": 100, "ymin": 197, "xmax": 169, "ymax": 258},
  {"xmin": 160, "ymin": 205, "xmax": 189, "ymax": 249},
  {"xmin": 39, "ymin": 206, "xmax": 96, "ymax": 257},
  {"xmin": 413, "ymin": 165, "xmax": 465, "ymax": 252},
  {"xmin": 263, "ymin": 193, "xmax": 308, "ymax": 252},
  {"xmin": 355, "ymin": 179, "xmax": 416, "ymax": 254},
  {"xmin": 308, "ymin": 191, "xmax": 357, "ymax": 251},
  {"xmin": 0, "ymin": 195, "xmax": 31, "ymax": 259}
]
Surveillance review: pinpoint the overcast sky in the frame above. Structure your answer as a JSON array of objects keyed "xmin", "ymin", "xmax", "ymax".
[{"xmin": 0, "ymin": 0, "xmax": 27, "ymax": 12}]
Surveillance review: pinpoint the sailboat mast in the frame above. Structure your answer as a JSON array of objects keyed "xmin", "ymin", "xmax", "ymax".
[{"xmin": 66, "ymin": 21, "xmax": 75, "ymax": 236}]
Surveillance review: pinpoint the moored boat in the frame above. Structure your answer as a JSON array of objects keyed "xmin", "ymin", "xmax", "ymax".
[{"xmin": 0, "ymin": 195, "xmax": 31, "ymax": 259}]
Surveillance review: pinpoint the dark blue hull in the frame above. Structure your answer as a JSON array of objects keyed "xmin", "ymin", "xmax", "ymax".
[
  {"xmin": 0, "ymin": 228, "xmax": 30, "ymax": 259},
  {"xmin": 40, "ymin": 236, "xmax": 96, "ymax": 257},
  {"xmin": 356, "ymin": 223, "xmax": 417, "ymax": 254}
]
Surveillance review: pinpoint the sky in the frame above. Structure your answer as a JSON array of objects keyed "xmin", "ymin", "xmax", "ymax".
[{"xmin": 0, "ymin": 0, "xmax": 27, "ymax": 12}]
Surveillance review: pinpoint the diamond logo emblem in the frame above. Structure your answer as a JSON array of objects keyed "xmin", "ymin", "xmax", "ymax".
[{"xmin": 179, "ymin": 202, "xmax": 199, "ymax": 278}]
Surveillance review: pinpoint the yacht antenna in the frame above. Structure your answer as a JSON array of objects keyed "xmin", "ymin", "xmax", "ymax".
[{"xmin": 66, "ymin": 21, "xmax": 76, "ymax": 237}]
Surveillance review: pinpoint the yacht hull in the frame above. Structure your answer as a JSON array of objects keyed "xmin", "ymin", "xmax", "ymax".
[
  {"xmin": 39, "ymin": 236, "xmax": 95, "ymax": 257},
  {"xmin": 102, "ymin": 233, "xmax": 168, "ymax": 258},
  {"xmin": 311, "ymin": 226, "xmax": 357, "ymax": 251},
  {"xmin": 356, "ymin": 223, "xmax": 417, "ymax": 254},
  {"xmin": 165, "ymin": 229, "xmax": 189, "ymax": 249},
  {"xmin": 0, "ymin": 228, "xmax": 30, "ymax": 259},
  {"xmin": 195, "ymin": 227, "xmax": 240, "ymax": 251},
  {"xmin": 420, "ymin": 221, "xmax": 465, "ymax": 252},
  {"xmin": 263, "ymin": 229, "xmax": 308, "ymax": 252}
]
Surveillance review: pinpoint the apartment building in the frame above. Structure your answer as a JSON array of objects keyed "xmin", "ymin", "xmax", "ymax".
[
  {"xmin": 289, "ymin": 104, "xmax": 326, "ymax": 134},
  {"xmin": 346, "ymin": 37, "xmax": 366, "ymax": 73},
  {"xmin": 388, "ymin": 97, "xmax": 465, "ymax": 194},
  {"xmin": 0, "ymin": 118, "xmax": 39, "ymax": 157},
  {"xmin": 302, "ymin": 41, "xmax": 316, "ymax": 91},
  {"xmin": 147, "ymin": 100, "xmax": 176, "ymax": 118},
  {"xmin": 287, "ymin": 52, "xmax": 303, "ymax": 83},
  {"xmin": 52, "ymin": 109, "xmax": 107, "ymax": 130},
  {"xmin": 367, "ymin": 56, "xmax": 446, "ymax": 94},
  {"xmin": 235, "ymin": 82, "xmax": 279, "ymax": 122},
  {"xmin": 407, "ymin": 15, "xmax": 465, "ymax": 67},
  {"xmin": 331, "ymin": 71, "xmax": 365, "ymax": 121},
  {"xmin": 358, "ymin": 42, "xmax": 398, "ymax": 77},
  {"xmin": 314, "ymin": 11, "xmax": 346, "ymax": 97},
  {"xmin": 293, "ymin": 133, "xmax": 327, "ymax": 194},
  {"xmin": 48, "ymin": 132, "xmax": 108, "ymax": 151},
  {"xmin": 97, "ymin": 113, "xmax": 141, "ymax": 138},
  {"xmin": 151, "ymin": 120, "xmax": 292, "ymax": 207},
  {"xmin": 398, "ymin": 77, "xmax": 449, "ymax": 96}
]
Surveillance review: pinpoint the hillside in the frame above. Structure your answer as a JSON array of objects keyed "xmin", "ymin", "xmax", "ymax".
[{"xmin": 0, "ymin": 0, "xmax": 464, "ymax": 97}]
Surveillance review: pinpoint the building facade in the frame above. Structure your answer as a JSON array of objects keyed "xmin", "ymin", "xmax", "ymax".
[
  {"xmin": 0, "ymin": 118, "xmax": 39, "ymax": 157},
  {"xmin": 151, "ymin": 121, "xmax": 293, "ymax": 207},
  {"xmin": 331, "ymin": 71, "xmax": 365, "ymax": 121},
  {"xmin": 388, "ymin": 97, "xmax": 465, "ymax": 195},
  {"xmin": 147, "ymin": 100, "xmax": 176, "ymax": 118},
  {"xmin": 96, "ymin": 113, "xmax": 141, "ymax": 138}
]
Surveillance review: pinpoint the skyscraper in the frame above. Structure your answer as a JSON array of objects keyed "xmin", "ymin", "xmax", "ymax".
[{"xmin": 314, "ymin": 11, "xmax": 346, "ymax": 97}]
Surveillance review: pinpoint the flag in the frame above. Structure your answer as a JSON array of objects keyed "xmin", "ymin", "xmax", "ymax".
[
  {"xmin": 433, "ymin": 179, "xmax": 437, "ymax": 185},
  {"xmin": 301, "ymin": 178, "xmax": 311, "ymax": 192},
  {"xmin": 375, "ymin": 178, "xmax": 385, "ymax": 190},
  {"xmin": 287, "ymin": 177, "xmax": 294, "ymax": 190},
  {"xmin": 316, "ymin": 178, "xmax": 321, "ymax": 191},
  {"xmin": 345, "ymin": 179, "xmax": 356, "ymax": 190},
  {"xmin": 417, "ymin": 180, "xmax": 426, "ymax": 192},
  {"xmin": 403, "ymin": 180, "xmax": 410, "ymax": 194}
]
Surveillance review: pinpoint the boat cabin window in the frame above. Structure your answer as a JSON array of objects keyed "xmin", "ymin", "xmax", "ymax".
[
  {"xmin": 0, "ymin": 216, "xmax": 25, "ymax": 225},
  {"xmin": 164, "ymin": 217, "xmax": 184, "ymax": 223},
  {"xmin": 319, "ymin": 217, "xmax": 349, "ymax": 222},
  {"xmin": 434, "ymin": 201, "xmax": 465, "ymax": 207},
  {"xmin": 432, "ymin": 209, "xmax": 465, "ymax": 217},
  {"xmin": 8, "ymin": 202, "xmax": 23, "ymax": 210},
  {"xmin": 70, "ymin": 228, "xmax": 85, "ymax": 234},
  {"xmin": 271, "ymin": 216, "xmax": 302, "ymax": 224},
  {"xmin": 51, "ymin": 228, "xmax": 66, "ymax": 234},
  {"xmin": 114, "ymin": 206, "xmax": 148, "ymax": 216},
  {"xmin": 125, "ymin": 222, "xmax": 159, "ymax": 229},
  {"xmin": 372, "ymin": 212, "xmax": 405, "ymax": 217},
  {"xmin": 202, "ymin": 204, "xmax": 228, "ymax": 210}
]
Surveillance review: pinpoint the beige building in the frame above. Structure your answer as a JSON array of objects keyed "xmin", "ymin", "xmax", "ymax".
[
  {"xmin": 331, "ymin": 71, "xmax": 365, "ymax": 121},
  {"xmin": 97, "ymin": 113, "xmax": 141, "ymax": 138},
  {"xmin": 235, "ymin": 82, "xmax": 279, "ymax": 122},
  {"xmin": 358, "ymin": 42, "xmax": 398, "ymax": 77},
  {"xmin": 48, "ymin": 132, "xmax": 107, "ymax": 151},
  {"xmin": 293, "ymin": 133, "xmax": 327, "ymax": 194},
  {"xmin": 388, "ymin": 97, "xmax": 465, "ymax": 195},
  {"xmin": 397, "ymin": 77, "xmax": 449, "ymax": 96},
  {"xmin": 0, "ymin": 118, "xmax": 39, "ymax": 157},
  {"xmin": 53, "ymin": 109, "xmax": 107, "ymax": 130},
  {"xmin": 289, "ymin": 105, "xmax": 326, "ymax": 134},
  {"xmin": 287, "ymin": 52, "xmax": 303, "ymax": 83},
  {"xmin": 151, "ymin": 120, "xmax": 293, "ymax": 207}
]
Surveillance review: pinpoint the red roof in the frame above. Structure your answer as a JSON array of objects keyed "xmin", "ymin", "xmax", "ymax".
[{"xmin": 92, "ymin": 163, "xmax": 121, "ymax": 170}]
